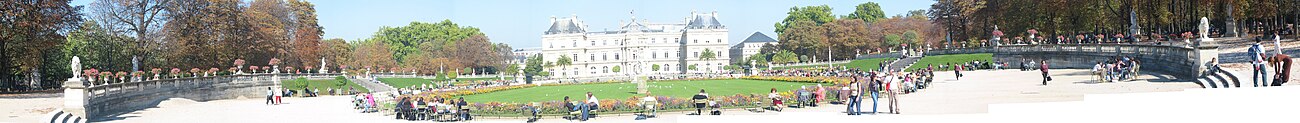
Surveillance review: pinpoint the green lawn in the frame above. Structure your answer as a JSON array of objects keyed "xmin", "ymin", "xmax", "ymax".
[
  {"xmin": 459, "ymin": 79, "xmax": 819, "ymax": 103},
  {"xmin": 772, "ymin": 58, "xmax": 895, "ymax": 70},
  {"xmin": 378, "ymin": 77, "xmax": 515, "ymax": 88},
  {"xmin": 906, "ymin": 53, "xmax": 993, "ymax": 71},
  {"xmin": 280, "ymin": 76, "xmax": 370, "ymax": 92}
]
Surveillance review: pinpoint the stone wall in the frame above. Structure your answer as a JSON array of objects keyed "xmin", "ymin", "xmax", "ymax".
[
  {"xmin": 73, "ymin": 73, "xmax": 341, "ymax": 120},
  {"xmin": 925, "ymin": 44, "xmax": 1212, "ymax": 79}
]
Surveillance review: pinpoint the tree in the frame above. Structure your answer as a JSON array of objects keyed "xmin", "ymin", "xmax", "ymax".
[
  {"xmin": 824, "ymin": 19, "xmax": 871, "ymax": 60},
  {"xmin": 370, "ymin": 20, "xmax": 483, "ymax": 63},
  {"xmin": 320, "ymin": 38, "xmax": 351, "ymax": 70},
  {"xmin": 522, "ymin": 54, "xmax": 545, "ymax": 83},
  {"xmin": 845, "ymin": 2, "xmax": 887, "ymax": 24},
  {"xmin": 65, "ymin": 20, "xmax": 136, "ymax": 72},
  {"xmin": 611, "ymin": 66, "xmax": 620, "ymax": 73},
  {"xmin": 772, "ymin": 50, "xmax": 799, "ymax": 64},
  {"xmin": 778, "ymin": 20, "xmax": 826, "ymax": 58},
  {"xmin": 747, "ymin": 53, "xmax": 770, "ymax": 67},
  {"xmin": 501, "ymin": 63, "xmax": 518, "ymax": 76},
  {"xmin": 902, "ymin": 30, "xmax": 922, "ymax": 48},
  {"xmin": 774, "ymin": 5, "xmax": 835, "ymax": 35},
  {"xmin": 651, "ymin": 64, "xmax": 661, "ymax": 71},
  {"xmin": 88, "ymin": 0, "xmax": 169, "ymax": 58},
  {"xmin": 688, "ymin": 64, "xmax": 698, "ymax": 71},
  {"xmin": 883, "ymin": 34, "xmax": 903, "ymax": 49},
  {"xmin": 2, "ymin": 0, "xmax": 83, "ymax": 89},
  {"xmin": 288, "ymin": 0, "xmax": 322, "ymax": 67},
  {"xmin": 451, "ymin": 35, "xmax": 496, "ymax": 73},
  {"xmin": 699, "ymin": 48, "xmax": 716, "ymax": 60},
  {"xmin": 554, "ymin": 55, "xmax": 572, "ymax": 77},
  {"xmin": 350, "ymin": 40, "xmax": 397, "ymax": 69}
]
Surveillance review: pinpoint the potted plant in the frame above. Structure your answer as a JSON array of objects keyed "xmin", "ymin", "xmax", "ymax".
[
  {"xmin": 151, "ymin": 68, "xmax": 162, "ymax": 80},
  {"xmin": 116, "ymin": 72, "xmax": 127, "ymax": 82},
  {"xmin": 234, "ymin": 59, "xmax": 246, "ymax": 74},
  {"xmin": 132, "ymin": 71, "xmax": 144, "ymax": 82},
  {"xmin": 99, "ymin": 72, "xmax": 112, "ymax": 84},
  {"xmin": 228, "ymin": 67, "xmax": 238, "ymax": 76},
  {"xmin": 170, "ymin": 68, "xmax": 181, "ymax": 79},
  {"xmin": 190, "ymin": 68, "xmax": 201, "ymax": 77},
  {"xmin": 249, "ymin": 66, "xmax": 260, "ymax": 74},
  {"xmin": 209, "ymin": 68, "xmax": 219, "ymax": 77},
  {"xmin": 83, "ymin": 69, "xmax": 98, "ymax": 85},
  {"xmin": 305, "ymin": 66, "xmax": 314, "ymax": 74},
  {"xmin": 286, "ymin": 66, "xmax": 295, "ymax": 74},
  {"xmin": 269, "ymin": 58, "xmax": 281, "ymax": 73}
]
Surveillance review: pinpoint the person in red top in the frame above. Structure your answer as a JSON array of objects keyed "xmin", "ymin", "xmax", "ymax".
[
  {"xmin": 954, "ymin": 63, "xmax": 963, "ymax": 80},
  {"xmin": 1041, "ymin": 60, "xmax": 1050, "ymax": 85}
]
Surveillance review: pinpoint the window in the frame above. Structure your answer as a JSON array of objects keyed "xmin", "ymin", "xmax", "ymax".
[
  {"xmin": 602, "ymin": 53, "xmax": 607, "ymax": 61},
  {"xmin": 590, "ymin": 54, "xmax": 595, "ymax": 61},
  {"xmin": 665, "ymin": 64, "xmax": 671, "ymax": 71},
  {"xmin": 716, "ymin": 39, "xmax": 721, "ymax": 43},
  {"xmin": 693, "ymin": 39, "xmax": 698, "ymax": 44},
  {"xmin": 602, "ymin": 66, "xmax": 608, "ymax": 73},
  {"xmin": 665, "ymin": 52, "xmax": 670, "ymax": 58},
  {"xmin": 615, "ymin": 54, "xmax": 620, "ymax": 60},
  {"xmin": 591, "ymin": 41, "xmax": 596, "ymax": 46},
  {"xmin": 590, "ymin": 67, "xmax": 596, "ymax": 74},
  {"xmin": 549, "ymin": 43, "xmax": 553, "ymax": 48},
  {"xmin": 571, "ymin": 41, "xmax": 577, "ymax": 47},
  {"xmin": 705, "ymin": 40, "xmax": 709, "ymax": 43},
  {"xmin": 693, "ymin": 52, "xmax": 698, "ymax": 58},
  {"xmin": 652, "ymin": 51, "xmax": 657, "ymax": 58},
  {"xmin": 674, "ymin": 38, "xmax": 679, "ymax": 43}
]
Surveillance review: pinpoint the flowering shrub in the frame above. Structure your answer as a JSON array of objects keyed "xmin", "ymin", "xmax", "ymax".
[{"xmin": 740, "ymin": 75, "xmax": 850, "ymax": 85}]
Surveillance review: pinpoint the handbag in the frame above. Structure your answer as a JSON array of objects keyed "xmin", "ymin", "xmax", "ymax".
[{"xmin": 1046, "ymin": 76, "xmax": 1053, "ymax": 81}]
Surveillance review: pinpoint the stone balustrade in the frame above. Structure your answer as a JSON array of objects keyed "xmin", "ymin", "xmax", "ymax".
[
  {"xmin": 923, "ymin": 44, "xmax": 1216, "ymax": 79},
  {"xmin": 67, "ymin": 73, "xmax": 342, "ymax": 120}
]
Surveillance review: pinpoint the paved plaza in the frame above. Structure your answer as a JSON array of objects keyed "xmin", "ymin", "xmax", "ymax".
[{"xmin": 11, "ymin": 69, "xmax": 1267, "ymax": 123}]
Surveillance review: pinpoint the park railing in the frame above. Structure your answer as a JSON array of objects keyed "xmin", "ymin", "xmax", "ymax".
[
  {"xmin": 923, "ymin": 43, "xmax": 1211, "ymax": 79},
  {"xmin": 74, "ymin": 73, "xmax": 342, "ymax": 119}
]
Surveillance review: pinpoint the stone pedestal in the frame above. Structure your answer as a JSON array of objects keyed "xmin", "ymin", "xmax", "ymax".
[
  {"xmin": 1194, "ymin": 45, "xmax": 1220, "ymax": 77},
  {"xmin": 62, "ymin": 78, "xmax": 89, "ymax": 119},
  {"xmin": 635, "ymin": 76, "xmax": 648, "ymax": 94}
]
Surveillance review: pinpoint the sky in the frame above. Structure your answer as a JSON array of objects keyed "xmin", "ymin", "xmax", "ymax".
[{"xmin": 70, "ymin": 0, "xmax": 935, "ymax": 49}]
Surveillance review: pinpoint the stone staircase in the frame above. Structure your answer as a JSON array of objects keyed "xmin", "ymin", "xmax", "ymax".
[
  {"xmin": 1194, "ymin": 65, "xmax": 1245, "ymax": 88},
  {"xmin": 885, "ymin": 56, "xmax": 922, "ymax": 72}
]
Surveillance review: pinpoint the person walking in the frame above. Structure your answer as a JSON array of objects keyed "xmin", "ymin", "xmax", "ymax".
[
  {"xmin": 265, "ymin": 87, "xmax": 274, "ymax": 105},
  {"xmin": 1040, "ymin": 60, "xmax": 1051, "ymax": 85},
  {"xmin": 845, "ymin": 79, "xmax": 861, "ymax": 115},
  {"xmin": 885, "ymin": 73, "xmax": 900, "ymax": 114},
  {"xmin": 868, "ymin": 72, "xmax": 881, "ymax": 114},
  {"xmin": 1250, "ymin": 39, "xmax": 1270, "ymax": 87},
  {"xmin": 954, "ymin": 64, "xmax": 963, "ymax": 80}
]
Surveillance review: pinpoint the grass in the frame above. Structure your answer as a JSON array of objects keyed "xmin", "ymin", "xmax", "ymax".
[
  {"xmin": 377, "ymin": 77, "xmax": 515, "ymax": 88},
  {"xmin": 280, "ymin": 76, "xmax": 370, "ymax": 92},
  {"xmin": 906, "ymin": 53, "xmax": 993, "ymax": 71},
  {"xmin": 458, "ymin": 79, "xmax": 819, "ymax": 103},
  {"xmin": 772, "ymin": 58, "xmax": 895, "ymax": 70}
]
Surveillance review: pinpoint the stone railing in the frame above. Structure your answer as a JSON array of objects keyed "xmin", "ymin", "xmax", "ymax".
[
  {"xmin": 64, "ymin": 73, "xmax": 342, "ymax": 120},
  {"xmin": 923, "ymin": 44, "xmax": 1216, "ymax": 79}
]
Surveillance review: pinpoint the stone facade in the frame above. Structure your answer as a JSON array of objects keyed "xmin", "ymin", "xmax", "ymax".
[{"xmin": 541, "ymin": 11, "xmax": 729, "ymax": 78}]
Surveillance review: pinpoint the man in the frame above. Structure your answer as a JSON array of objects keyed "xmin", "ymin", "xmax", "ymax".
[
  {"xmin": 1093, "ymin": 62, "xmax": 1106, "ymax": 82},
  {"xmin": 886, "ymin": 73, "xmax": 900, "ymax": 114},
  {"xmin": 266, "ymin": 87, "xmax": 274, "ymax": 105},
  {"xmin": 457, "ymin": 97, "xmax": 470, "ymax": 120},
  {"xmin": 692, "ymin": 89, "xmax": 709, "ymax": 115},
  {"xmin": 1041, "ymin": 60, "xmax": 1051, "ymax": 85},
  {"xmin": 580, "ymin": 92, "xmax": 598, "ymax": 121},
  {"xmin": 1250, "ymin": 38, "xmax": 1270, "ymax": 87}
]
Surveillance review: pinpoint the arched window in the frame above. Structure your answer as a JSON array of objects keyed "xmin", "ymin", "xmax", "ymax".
[
  {"xmin": 602, "ymin": 66, "xmax": 608, "ymax": 73},
  {"xmin": 590, "ymin": 67, "xmax": 597, "ymax": 74},
  {"xmin": 665, "ymin": 64, "xmax": 671, "ymax": 71}
]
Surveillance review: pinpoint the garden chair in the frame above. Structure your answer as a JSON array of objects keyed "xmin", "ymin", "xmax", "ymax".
[{"xmin": 637, "ymin": 99, "xmax": 657, "ymax": 118}]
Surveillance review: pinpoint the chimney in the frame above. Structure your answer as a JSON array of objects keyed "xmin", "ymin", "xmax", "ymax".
[
  {"xmin": 550, "ymin": 16, "xmax": 556, "ymax": 23},
  {"xmin": 712, "ymin": 10, "xmax": 717, "ymax": 17}
]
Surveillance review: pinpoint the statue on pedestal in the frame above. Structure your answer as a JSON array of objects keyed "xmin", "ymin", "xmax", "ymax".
[
  {"xmin": 71, "ymin": 56, "xmax": 81, "ymax": 80},
  {"xmin": 1196, "ymin": 17, "xmax": 1214, "ymax": 47}
]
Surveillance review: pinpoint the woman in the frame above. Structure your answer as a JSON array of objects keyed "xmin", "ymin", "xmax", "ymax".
[{"xmin": 768, "ymin": 88, "xmax": 783, "ymax": 111}]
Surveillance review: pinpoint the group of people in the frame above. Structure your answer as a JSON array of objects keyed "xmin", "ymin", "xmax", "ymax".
[
  {"xmin": 840, "ymin": 69, "xmax": 927, "ymax": 115},
  {"xmin": 392, "ymin": 96, "xmax": 469, "ymax": 121},
  {"xmin": 563, "ymin": 92, "xmax": 601, "ymax": 121},
  {"xmin": 1248, "ymin": 33, "xmax": 1293, "ymax": 87},
  {"xmin": 1093, "ymin": 56, "xmax": 1140, "ymax": 82}
]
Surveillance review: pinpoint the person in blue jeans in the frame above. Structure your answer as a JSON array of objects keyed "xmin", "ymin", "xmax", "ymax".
[
  {"xmin": 846, "ymin": 80, "xmax": 860, "ymax": 115},
  {"xmin": 1250, "ymin": 39, "xmax": 1270, "ymax": 87},
  {"xmin": 868, "ymin": 72, "xmax": 880, "ymax": 114}
]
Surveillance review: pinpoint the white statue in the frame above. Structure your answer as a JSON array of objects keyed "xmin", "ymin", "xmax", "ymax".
[
  {"xmin": 71, "ymin": 56, "xmax": 81, "ymax": 79},
  {"xmin": 1199, "ymin": 17, "xmax": 1210, "ymax": 39},
  {"xmin": 319, "ymin": 57, "xmax": 328, "ymax": 73}
]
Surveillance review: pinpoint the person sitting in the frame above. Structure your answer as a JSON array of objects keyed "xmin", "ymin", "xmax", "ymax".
[
  {"xmin": 708, "ymin": 99, "xmax": 722, "ymax": 115},
  {"xmin": 796, "ymin": 86, "xmax": 810, "ymax": 107},
  {"xmin": 768, "ymin": 88, "xmax": 784, "ymax": 111},
  {"xmin": 581, "ymin": 92, "xmax": 599, "ymax": 120},
  {"xmin": 564, "ymin": 96, "xmax": 579, "ymax": 120},
  {"xmin": 691, "ymin": 89, "xmax": 709, "ymax": 115},
  {"xmin": 638, "ymin": 92, "xmax": 658, "ymax": 118},
  {"xmin": 814, "ymin": 84, "xmax": 825, "ymax": 106},
  {"xmin": 1093, "ymin": 62, "xmax": 1107, "ymax": 82}
]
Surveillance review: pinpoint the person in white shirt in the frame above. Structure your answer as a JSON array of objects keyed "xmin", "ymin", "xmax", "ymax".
[
  {"xmin": 1275, "ymin": 32, "xmax": 1283, "ymax": 55},
  {"xmin": 1093, "ymin": 62, "xmax": 1106, "ymax": 82}
]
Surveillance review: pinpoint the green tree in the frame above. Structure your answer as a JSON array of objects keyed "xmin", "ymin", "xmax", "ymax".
[
  {"xmin": 699, "ymin": 49, "xmax": 716, "ymax": 60},
  {"xmin": 845, "ymin": 2, "xmax": 887, "ymax": 24},
  {"xmin": 523, "ymin": 54, "xmax": 545, "ymax": 83},
  {"xmin": 611, "ymin": 66, "xmax": 621, "ymax": 73},
  {"xmin": 774, "ymin": 5, "xmax": 835, "ymax": 35},
  {"xmin": 2, "ymin": 0, "xmax": 83, "ymax": 89},
  {"xmin": 747, "ymin": 53, "xmax": 770, "ymax": 67},
  {"xmin": 902, "ymin": 30, "xmax": 921, "ymax": 47},
  {"xmin": 772, "ymin": 50, "xmax": 799, "ymax": 64},
  {"xmin": 370, "ymin": 20, "xmax": 484, "ymax": 63},
  {"xmin": 883, "ymin": 34, "xmax": 903, "ymax": 49},
  {"xmin": 555, "ymin": 55, "xmax": 572, "ymax": 77},
  {"xmin": 651, "ymin": 64, "xmax": 661, "ymax": 71},
  {"xmin": 688, "ymin": 64, "xmax": 698, "ymax": 71},
  {"xmin": 65, "ymin": 20, "xmax": 136, "ymax": 71}
]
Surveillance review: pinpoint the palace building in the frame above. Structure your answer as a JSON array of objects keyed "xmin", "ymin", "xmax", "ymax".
[{"xmin": 540, "ymin": 11, "xmax": 729, "ymax": 78}]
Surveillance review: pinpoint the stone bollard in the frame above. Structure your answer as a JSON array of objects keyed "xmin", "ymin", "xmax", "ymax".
[{"xmin": 63, "ymin": 78, "xmax": 90, "ymax": 119}]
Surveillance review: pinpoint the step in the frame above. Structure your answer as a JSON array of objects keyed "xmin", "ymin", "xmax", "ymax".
[{"xmin": 1208, "ymin": 72, "xmax": 1231, "ymax": 88}]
